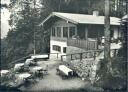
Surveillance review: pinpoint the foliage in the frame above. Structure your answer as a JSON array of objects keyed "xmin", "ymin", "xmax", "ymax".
[
  {"xmin": 95, "ymin": 45, "xmax": 127, "ymax": 90},
  {"xmin": 95, "ymin": 16, "xmax": 127, "ymax": 90},
  {"xmin": 42, "ymin": 0, "xmax": 127, "ymax": 17},
  {"xmin": 5, "ymin": 0, "xmax": 44, "ymax": 65},
  {"xmin": 0, "ymin": 39, "xmax": 8, "ymax": 69}
]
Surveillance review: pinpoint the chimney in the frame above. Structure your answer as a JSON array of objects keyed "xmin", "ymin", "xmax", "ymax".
[{"xmin": 93, "ymin": 11, "xmax": 99, "ymax": 16}]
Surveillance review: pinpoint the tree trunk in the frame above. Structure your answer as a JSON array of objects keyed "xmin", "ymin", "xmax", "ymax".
[
  {"xmin": 104, "ymin": 0, "xmax": 111, "ymax": 72},
  {"xmin": 104, "ymin": 0, "xmax": 110, "ymax": 60}
]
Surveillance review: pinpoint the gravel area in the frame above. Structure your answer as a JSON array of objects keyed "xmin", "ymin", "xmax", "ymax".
[
  {"xmin": 22, "ymin": 59, "xmax": 88, "ymax": 91},
  {"xmin": 28, "ymin": 69, "xmax": 86, "ymax": 91}
]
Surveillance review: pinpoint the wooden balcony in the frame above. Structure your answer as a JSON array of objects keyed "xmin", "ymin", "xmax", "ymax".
[
  {"xmin": 51, "ymin": 36, "xmax": 98, "ymax": 50},
  {"xmin": 67, "ymin": 38, "xmax": 98, "ymax": 50},
  {"xmin": 51, "ymin": 36, "xmax": 67, "ymax": 42}
]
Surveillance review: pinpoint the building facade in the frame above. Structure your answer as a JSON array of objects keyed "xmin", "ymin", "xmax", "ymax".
[{"xmin": 40, "ymin": 12, "xmax": 121, "ymax": 56}]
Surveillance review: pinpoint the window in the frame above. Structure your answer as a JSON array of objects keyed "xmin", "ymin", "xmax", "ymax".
[
  {"xmin": 51, "ymin": 27, "xmax": 56, "ymax": 36},
  {"xmin": 63, "ymin": 47, "xmax": 66, "ymax": 53},
  {"xmin": 56, "ymin": 27, "xmax": 61, "ymax": 37},
  {"xmin": 53, "ymin": 45, "xmax": 61, "ymax": 52},
  {"xmin": 69, "ymin": 27, "xmax": 75, "ymax": 38},
  {"xmin": 63, "ymin": 27, "xmax": 68, "ymax": 38}
]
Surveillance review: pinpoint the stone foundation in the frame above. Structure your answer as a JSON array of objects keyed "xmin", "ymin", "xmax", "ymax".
[{"xmin": 65, "ymin": 46, "xmax": 101, "ymax": 83}]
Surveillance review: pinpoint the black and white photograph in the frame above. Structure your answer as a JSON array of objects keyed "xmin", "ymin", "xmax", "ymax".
[{"xmin": 0, "ymin": 0, "xmax": 128, "ymax": 92}]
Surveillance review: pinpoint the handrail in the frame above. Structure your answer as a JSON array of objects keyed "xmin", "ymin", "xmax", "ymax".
[
  {"xmin": 62, "ymin": 50, "xmax": 102, "ymax": 56},
  {"xmin": 61, "ymin": 48, "xmax": 121, "ymax": 62},
  {"xmin": 61, "ymin": 50, "xmax": 103, "ymax": 62}
]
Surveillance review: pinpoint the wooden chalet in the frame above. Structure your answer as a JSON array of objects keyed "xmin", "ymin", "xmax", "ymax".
[{"xmin": 40, "ymin": 11, "xmax": 121, "ymax": 56}]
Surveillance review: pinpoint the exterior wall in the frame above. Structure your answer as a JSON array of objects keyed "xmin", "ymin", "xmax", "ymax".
[
  {"xmin": 87, "ymin": 25, "xmax": 120, "ymax": 39},
  {"xmin": 87, "ymin": 25, "xmax": 104, "ymax": 39},
  {"xmin": 53, "ymin": 19, "xmax": 76, "ymax": 27},
  {"xmin": 50, "ymin": 19, "xmax": 77, "ymax": 55},
  {"xmin": 67, "ymin": 46, "xmax": 86, "ymax": 54},
  {"xmin": 50, "ymin": 39, "xmax": 67, "ymax": 57}
]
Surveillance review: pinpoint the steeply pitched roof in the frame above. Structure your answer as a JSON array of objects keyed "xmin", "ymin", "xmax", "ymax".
[{"xmin": 40, "ymin": 12, "xmax": 121, "ymax": 26}]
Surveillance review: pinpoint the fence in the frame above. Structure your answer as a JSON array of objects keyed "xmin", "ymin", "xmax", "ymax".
[
  {"xmin": 67, "ymin": 39, "xmax": 98, "ymax": 50},
  {"xmin": 61, "ymin": 50, "xmax": 102, "ymax": 62}
]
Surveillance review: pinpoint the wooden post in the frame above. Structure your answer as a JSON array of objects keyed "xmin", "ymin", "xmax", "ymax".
[
  {"xmin": 33, "ymin": 0, "xmax": 36, "ymax": 55},
  {"xmin": 114, "ymin": 49, "xmax": 117, "ymax": 57},
  {"xmin": 55, "ymin": 27, "xmax": 57, "ymax": 37},
  {"xmin": 57, "ymin": 53, "xmax": 58, "ymax": 58},
  {"xmin": 68, "ymin": 27, "xmax": 70, "ymax": 38},
  {"xmin": 80, "ymin": 53, "xmax": 82, "ymax": 60},
  {"xmin": 96, "ymin": 38, "xmax": 99, "ymax": 50},
  {"xmin": 48, "ymin": 53, "xmax": 50, "ymax": 59},
  {"xmin": 75, "ymin": 26, "xmax": 77, "ymax": 36},
  {"xmin": 71, "ymin": 54, "xmax": 73, "ymax": 60},
  {"xmin": 104, "ymin": 0, "xmax": 111, "ymax": 61},
  {"xmin": 61, "ymin": 27, "xmax": 63, "ymax": 38},
  {"xmin": 61, "ymin": 56, "xmax": 63, "ymax": 61},
  {"xmin": 93, "ymin": 52, "xmax": 96, "ymax": 60},
  {"xmin": 85, "ymin": 27, "xmax": 88, "ymax": 40}
]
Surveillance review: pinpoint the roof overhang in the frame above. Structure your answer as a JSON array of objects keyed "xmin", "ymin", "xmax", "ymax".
[
  {"xmin": 39, "ymin": 12, "xmax": 121, "ymax": 26},
  {"xmin": 39, "ymin": 12, "xmax": 78, "ymax": 26}
]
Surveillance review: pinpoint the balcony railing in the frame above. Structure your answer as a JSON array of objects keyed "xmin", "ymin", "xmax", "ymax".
[
  {"xmin": 67, "ymin": 38, "xmax": 98, "ymax": 50},
  {"xmin": 51, "ymin": 36, "xmax": 67, "ymax": 42},
  {"xmin": 51, "ymin": 36, "xmax": 98, "ymax": 50}
]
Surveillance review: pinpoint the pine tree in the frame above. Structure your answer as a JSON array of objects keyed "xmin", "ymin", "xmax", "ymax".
[{"xmin": 6, "ymin": 0, "xmax": 44, "ymax": 63}]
